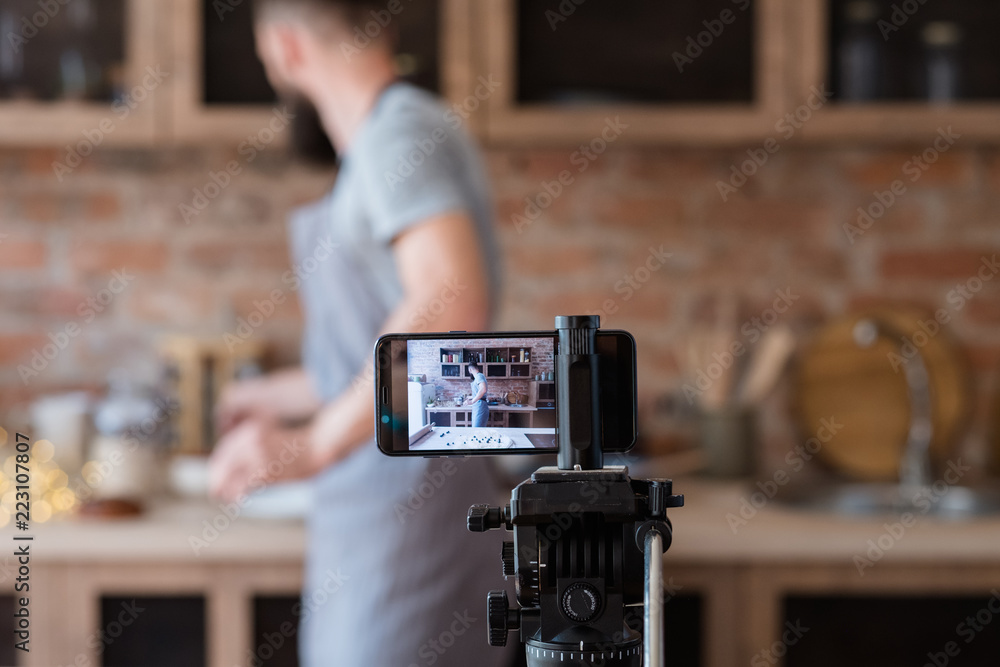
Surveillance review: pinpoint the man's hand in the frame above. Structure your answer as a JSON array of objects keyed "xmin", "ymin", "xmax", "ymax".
[
  {"xmin": 208, "ymin": 418, "xmax": 318, "ymax": 503},
  {"xmin": 215, "ymin": 368, "xmax": 322, "ymax": 436}
]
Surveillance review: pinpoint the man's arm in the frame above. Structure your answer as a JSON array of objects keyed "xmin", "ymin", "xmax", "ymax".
[{"xmin": 209, "ymin": 211, "xmax": 491, "ymax": 500}]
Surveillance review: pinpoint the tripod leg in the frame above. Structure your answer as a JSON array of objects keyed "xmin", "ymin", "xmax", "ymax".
[{"xmin": 644, "ymin": 530, "xmax": 665, "ymax": 667}]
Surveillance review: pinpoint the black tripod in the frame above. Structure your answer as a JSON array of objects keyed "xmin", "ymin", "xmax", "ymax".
[{"xmin": 468, "ymin": 316, "xmax": 684, "ymax": 667}]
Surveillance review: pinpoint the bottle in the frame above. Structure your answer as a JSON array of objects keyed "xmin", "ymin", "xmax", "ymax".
[
  {"xmin": 922, "ymin": 21, "xmax": 962, "ymax": 104},
  {"xmin": 837, "ymin": 0, "xmax": 883, "ymax": 102}
]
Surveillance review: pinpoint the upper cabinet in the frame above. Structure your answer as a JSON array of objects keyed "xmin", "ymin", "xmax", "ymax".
[
  {"xmin": 1, "ymin": 0, "xmax": 998, "ymax": 147},
  {"xmin": 169, "ymin": 0, "xmax": 469, "ymax": 146},
  {"xmin": 481, "ymin": 0, "xmax": 788, "ymax": 145},
  {"xmin": 790, "ymin": 0, "xmax": 1000, "ymax": 141},
  {"xmin": 0, "ymin": 0, "xmax": 160, "ymax": 146}
]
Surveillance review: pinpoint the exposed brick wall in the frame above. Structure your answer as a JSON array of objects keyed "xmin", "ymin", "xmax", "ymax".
[{"xmin": 1, "ymin": 144, "xmax": 998, "ymax": 466}]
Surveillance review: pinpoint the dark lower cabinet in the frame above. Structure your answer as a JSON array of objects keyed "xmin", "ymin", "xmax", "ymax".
[
  {"xmin": 252, "ymin": 596, "xmax": 300, "ymax": 667},
  {"xmin": 101, "ymin": 595, "xmax": 205, "ymax": 667},
  {"xmin": 0, "ymin": 596, "xmax": 16, "ymax": 666},
  {"xmin": 785, "ymin": 595, "xmax": 1000, "ymax": 667}
]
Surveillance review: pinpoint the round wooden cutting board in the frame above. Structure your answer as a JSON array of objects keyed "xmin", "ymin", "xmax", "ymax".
[{"xmin": 795, "ymin": 307, "xmax": 971, "ymax": 481}]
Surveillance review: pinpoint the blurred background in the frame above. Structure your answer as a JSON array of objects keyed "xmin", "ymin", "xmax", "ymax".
[{"xmin": 1, "ymin": 0, "xmax": 1000, "ymax": 666}]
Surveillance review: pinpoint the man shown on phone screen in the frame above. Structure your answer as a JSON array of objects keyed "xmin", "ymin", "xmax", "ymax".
[
  {"xmin": 466, "ymin": 362, "xmax": 489, "ymax": 427},
  {"xmin": 207, "ymin": 1, "xmax": 514, "ymax": 665}
]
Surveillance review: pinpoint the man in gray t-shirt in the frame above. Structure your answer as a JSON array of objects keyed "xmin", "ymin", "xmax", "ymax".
[{"xmin": 209, "ymin": 2, "xmax": 514, "ymax": 666}]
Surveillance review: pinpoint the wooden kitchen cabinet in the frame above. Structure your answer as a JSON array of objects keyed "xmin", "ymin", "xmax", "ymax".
[
  {"xmin": 479, "ymin": 0, "xmax": 790, "ymax": 145},
  {"xmin": 788, "ymin": 0, "xmax": 1000, "ymax": 142},
  {"xmin": 0, "ymin": 0, "xmax": 161, "ymax": 146},
  {"xmin": 168, "ymin": 0, "xmax": 477, "ymax": 144}
]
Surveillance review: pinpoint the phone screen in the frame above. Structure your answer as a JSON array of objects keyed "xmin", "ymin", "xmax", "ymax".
[{"xmin": 375, "ymin": 331, "xmax": 636, "ymax": 456}]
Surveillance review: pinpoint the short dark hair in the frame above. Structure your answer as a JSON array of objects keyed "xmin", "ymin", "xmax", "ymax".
[
  {"xmin": 253, "ymin": 0, "xmax": 384, "ymax": 28},
  {"xmin": 468, "ymin": 362, "xmax": 480, "ymax": 372}
]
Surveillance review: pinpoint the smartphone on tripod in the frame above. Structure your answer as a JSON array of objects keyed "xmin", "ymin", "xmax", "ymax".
[{"xmin": 374, "ymin": 330, "xmax": 637, "ymax": 457}]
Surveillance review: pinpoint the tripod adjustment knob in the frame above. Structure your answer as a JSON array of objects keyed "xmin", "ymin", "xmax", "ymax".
[
  {"xmin": 487, "ymin": 590, "xmax": 514, "ymax": 647},
  {"xmin": 501, "ymin": 542, "xmax": 516, "ymax": 577},
  {"xmin": 468, "ymin": 505, "xmax": 503, "ymax": 532},
  {"xmin": 561, "ymin": 583, "xmax": 602, "ymax": 623}
]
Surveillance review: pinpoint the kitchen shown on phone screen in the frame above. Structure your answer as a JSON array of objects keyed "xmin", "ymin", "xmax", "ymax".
[{"xmin": 405, "ymin": 337, "xmax": 558, "ymax": 451}]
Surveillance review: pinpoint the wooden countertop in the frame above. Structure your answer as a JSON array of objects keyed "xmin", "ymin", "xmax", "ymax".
[
  {"xmin": 28, "ymin": 478, "xmax": 1000, "ymax": 566},
  {"xmin": 426, "ymin": 404, "xmax": 538, "ymax": 412}
]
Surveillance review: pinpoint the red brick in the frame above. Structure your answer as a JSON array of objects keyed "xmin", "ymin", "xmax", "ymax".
[
  {"xmin": 880, "ymin": 249, "xmax": 998, "ymax": 281},
  {"xmin": 966, "ymin": 294, "xmax": 1000, "ymax": 327},
  {"xmin": 846, "ymin": 150, "xmax": 974, "ymax": 189},
  {"xmin": 0, "ymin": 239, "xmax": 46, "ymax": 270},
  {"xmin": 69, "ymin": 240, "xmax": 169, "ymax": 276},
  {"xmin": 965, "ymin": 345, "xmax": 1000, "ymax": 372},
  {"xmin": 505, "ymin": 244, "xmax": 599, "ymax": 277},
  {"xmin": 23, "ymin": 148, "xmax": 62, "ymax": 176},
  {"xmin": 594, "ymin": 194, "xmax": 684, "ymax": 228},
  {"xmin": 231, "ymin": 288, "xmax": 302, "ymax": 322},
  {"xmin": 84, "ymin": 192, "xmax": 122, "ymax": 221},
  {"xmin": 619, "ymin": 150, "xmax": 716, "ymax": 184},
  {"xmin": 0, "ymin": 334, "xmax": 48, "ymax": 366},
  {"xmin": 182, "ymin": 240, "xmax": 290, "ymax": 272},
  {"xmin": 704, "ymin": 199, "xmax": 830, "ymax": 234},
  {"xmin": 20, "ymin": 193, "xmax": 61, "ymax": 222},
  {"xmin": 127, "ymin": 281, "xmax": 219, "ymax": 324}
]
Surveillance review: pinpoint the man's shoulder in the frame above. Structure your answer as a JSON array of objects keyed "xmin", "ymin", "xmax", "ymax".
[{"xmin": 364, "ymin": 84, "xmax": 466, "ymax": 146}]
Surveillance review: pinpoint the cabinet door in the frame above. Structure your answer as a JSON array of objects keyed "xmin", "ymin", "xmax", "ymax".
[
  {"xmin": 170, "ymin": 0, "xmax": 478, "ymax": 143},
  {"xmin": 790, "ymin": 0, "xmax": 1000, "ymax": 141},
  {"xmin": 428, "ymin": 411, "xmax": 452, "ymax": 427},
  {"xmin": 481, "ymin": 0, "xmax": 788, "ymax": 145},
  {"xmin": 0, "ymin": 0, "xmax": 160, "ymax": 146}
]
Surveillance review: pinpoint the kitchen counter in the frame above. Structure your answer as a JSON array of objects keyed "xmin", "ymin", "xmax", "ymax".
[
  {"xmin": 28, "ymin": 478, "xmax": 1000, "ymax": 564},
  {"xmin": 425, "ymin": 404, "xmax": 538, "ymax": 411},
  {"xmin": 410, "ymin": 426, "xmax": 555, "ymax": 451}
]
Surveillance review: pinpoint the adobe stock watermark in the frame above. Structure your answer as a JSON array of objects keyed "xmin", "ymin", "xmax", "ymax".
[
  {"xmin": 717, "ymin": 86, "xmax": 831, "ymax": 202},
  {"xmin": 672, "ymin": 0, "xmax": 752, "ymax": 73},
  {"xmin": 682, "ymin": 288, "xmax": 800, "ymax": 405},
  {"xmin": 180, "ymin": 106, "xmax": 295, "ymax": 224},
  {"xmin": 52, "ymin": 65, "xmax": 170, "ymax": 182},
  {"xmin": 751, "ymin": 620, "xmax": 810, "ymax": 667},
  {"xmin": 544, "ymin": 0, "xmax": 587, "ymax": 31},
  {"xmin": 393, "ymin": 457, "xmax": 471, "ymax": 524},
  {"xmin": 406, "ymin": 610, "xmax": 478, "ymax": 667},
  {"xmin": 886, "ymin": 253, "xmax": 998, "ymax": 372},
  {"xmin": 878, "ymin": 0, "xmax": 932, "ymax": 40},
  {"xmin": 843, "ymin": 126, "xmax": 960, "ymax": 243},
  {"xmin": 18, "ymin": 269, "xmax": 135, "ymax": 385},
  {"xmin": 853, "ymin": 458, "xmax": 971, "ymax": 576},
  {"xmin": 383, "ymin": 75, "xmax": 502, "ymax": 192},
  {"xmin": 222, "ymin": 235, "xmax": 339, "ymax": 351},
  {"xmin": 66, "ymin": 396, "xmax": 178, "ymax": 510},
  {"xmin": 5, "ymin": 0, "xmax": 71, "ymax": 54},
  {"xmin": 725, "ymin": 417, "xmax": 843, "ymax": 534},
  {"xmin": 338, "ymin": 0, "xmax": 415, "ymax": 61},
  {"xmin": 512, "ymin": 116, "xmax": 629, "ymax": 233},
  {"xmin": 57, "ymin": 599, "xmax": 146, "ymax": 667},
  {"xmin": 242, "ymin": 568, "xmax": 350, "ymax": 667},
  {"xmin": 920, "ymin": 591, "xmax": 1000, "ymax": 667},
  {"xmin": 189, "ymin": 437, "xmax": 308, "ymax": 555},
  {"xmin": 586, "ymin": 245, "xmax": 673, "ymax": 321}
]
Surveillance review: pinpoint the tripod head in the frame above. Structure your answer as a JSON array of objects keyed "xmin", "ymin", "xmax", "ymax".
[{"xmin": 468, "ymin": 316, "xmax": 683, "ymax": 666}]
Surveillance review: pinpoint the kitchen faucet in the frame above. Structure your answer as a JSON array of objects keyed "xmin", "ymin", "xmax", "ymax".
[{"xmin": 853, "ymin": 318, "xmax": 934, "ymax": 496}]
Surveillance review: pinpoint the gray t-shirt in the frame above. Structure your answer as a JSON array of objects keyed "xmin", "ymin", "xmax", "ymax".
[{"xmin": 289, "ymin": 83, "xmax": 514, "ymax": 667}]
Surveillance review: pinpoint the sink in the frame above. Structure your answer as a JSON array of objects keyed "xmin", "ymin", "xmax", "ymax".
[{"xmin": 774, "ymin": 483, "xmax": 1000, "ymax": 519}]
